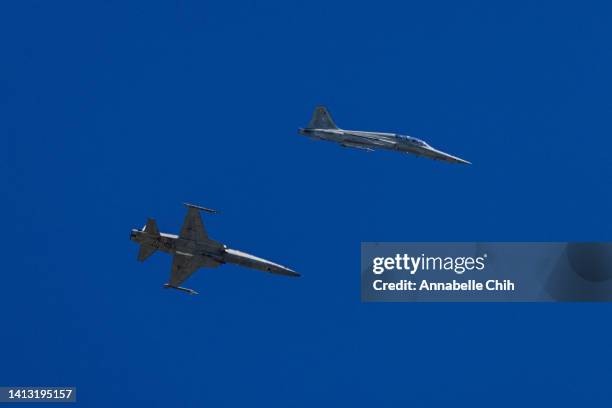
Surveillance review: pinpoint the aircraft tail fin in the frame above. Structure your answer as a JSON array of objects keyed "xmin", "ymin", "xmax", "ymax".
[
  {"xmin": 143, "ymin": 218, "xmax": 159, "ymax": 236},
  {"xmin": 137, "ymin": 218, "xmax": 160, "ymax": 262},
  {"xmin": 307, "ymin": 106, "xmax": 338, "ymax": 129}
]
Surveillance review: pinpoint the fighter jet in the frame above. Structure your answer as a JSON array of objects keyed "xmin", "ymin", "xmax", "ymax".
[
  {"xmin": 299, "ymin": 106, "xmax": 471, "ymax": 164},
  {"xmin": 130, "ymin": 203, "xmax": 299, "ymax": 295}
]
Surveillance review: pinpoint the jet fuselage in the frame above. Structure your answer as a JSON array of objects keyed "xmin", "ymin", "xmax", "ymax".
[
  {"xmin": 130, "ymin": 229, "xmax": 298, "ymax": 277},
  {"xmin": 299, "ymin": 128, "xmax": 470, "ymax": 164}
]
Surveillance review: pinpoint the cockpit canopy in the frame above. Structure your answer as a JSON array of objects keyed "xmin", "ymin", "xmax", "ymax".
[{"xmin": 396, "ymin": 134, "xmax": 429, "ymax": 147}]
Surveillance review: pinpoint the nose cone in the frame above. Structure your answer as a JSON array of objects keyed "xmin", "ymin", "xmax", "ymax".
[
  {"xmin": 428, "ymin": 148, "xmax": 471, "ymax": 164},
  {"xmin": 266, "ymin": 263, "xmax": 301, "ymax": 277},
  {"xmin": 450, "ymin": 156, "xmax": 472, "ymax": 165},
  {"xmin": 278, "ymin": 266, "xmax": 301, "ymax": 277}
]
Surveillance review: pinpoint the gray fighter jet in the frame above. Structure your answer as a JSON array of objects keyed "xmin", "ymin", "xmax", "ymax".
[
  {"xmin": 130, "ymin": 203, "xmax": 299, "ymax": 295},
  {"xmin": 299, "ymin": 106, "xmax": 471, "ymax": 164}
]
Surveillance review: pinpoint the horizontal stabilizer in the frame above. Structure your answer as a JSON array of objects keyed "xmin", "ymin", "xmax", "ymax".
[{"xmin": 137, "ymin": 244, "xmax": 157, "ymax": 262}]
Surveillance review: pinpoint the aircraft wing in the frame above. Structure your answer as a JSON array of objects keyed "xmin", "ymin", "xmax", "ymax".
[
  {"xmin": 346, "ymin": 134, "xmax": 396, "ymax": 147},
  {"xmin": 168, "ymin": 252, "xmax": 222, "ymax": 287},
  {"xmin": 370, "ymin": 139, "xmax": 395, "ymax": 147},
  {"xmin": 341, "ymin": 142, "xmax": 374, "ymax": 151},
  {"xmin": 168, "ymin": 254, "xmax": 200, "ymax": 286},
  {"xmin": 179, "ymin": 206, "xmax": 208, "ymax": 242}
]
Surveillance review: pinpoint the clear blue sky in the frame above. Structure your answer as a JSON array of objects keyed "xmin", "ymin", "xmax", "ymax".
[{"xmin": 3, "ymin": 1, "xmax": 612, "ymax": 406}]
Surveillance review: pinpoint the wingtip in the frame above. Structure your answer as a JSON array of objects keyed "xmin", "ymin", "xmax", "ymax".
[{"xmin": 184, "ymin": 202, "xmax": 219, "ymax": 214}]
